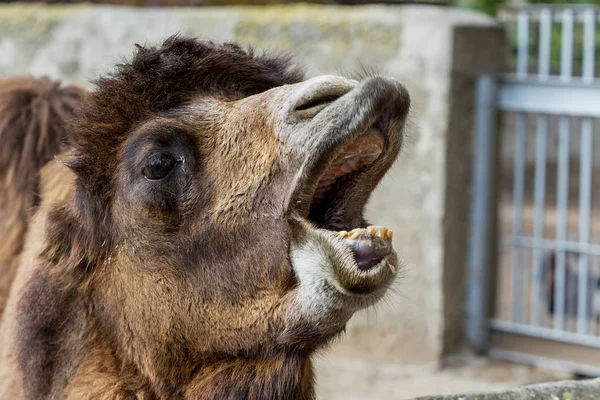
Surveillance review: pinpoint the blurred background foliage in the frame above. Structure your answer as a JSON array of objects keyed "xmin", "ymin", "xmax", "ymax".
[{"xmin": 3, "ymin": 0, "xmax": 598, "ymax": 17}]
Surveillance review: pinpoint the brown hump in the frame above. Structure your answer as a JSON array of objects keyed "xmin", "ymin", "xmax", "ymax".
[{"xmin": 0, "ymin": 76, "xmax": 85, "ymax": 317}]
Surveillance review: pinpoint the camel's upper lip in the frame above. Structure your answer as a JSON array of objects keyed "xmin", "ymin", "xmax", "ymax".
[
  {"xmin": 287, "ymin": 76, "xmax": 407, "ymax": 229},
  {"xmin": 293, "ymin": 111, "xmax": 391, "ymax": 229},
  {"xmin": 310, "ymin": 125, "xmax": 385, "ymax": 205},
  {"xmin": 309, "ymin": 123, "xmax": 385, "ymax": 214}
]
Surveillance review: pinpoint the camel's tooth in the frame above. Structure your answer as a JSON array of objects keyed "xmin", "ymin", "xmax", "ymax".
[
  {"xmin": 349, "ymin": 229, "xmax": 362, "ymax": 240},
  {"xmin": 387, "ymin": 262, "xmax": 397, "ymax": 274},
  {"xmin": 338, "ymin": 230, "xmax": 348, "ymax": 239},
  {"xmin": 387, "ymin": 229, "xmax": 393, "ymax": 241},
  {"xmin": 377, "ymin": 227, "xmax": 388, "ymax": 239},
  {"xmin": 367, "ymin": 226, "xmax": 377, "ymax": 235}
]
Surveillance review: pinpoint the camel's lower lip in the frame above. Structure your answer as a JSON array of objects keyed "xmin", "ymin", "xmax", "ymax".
[{"xmin": 332, "ymin": 226, "xmax": 395, "ymax": 272}]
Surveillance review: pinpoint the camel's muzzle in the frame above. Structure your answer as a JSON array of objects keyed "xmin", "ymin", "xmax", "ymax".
[{"xmin": 283, "ymin": 75, "xmax": 408, "ymax": 281}]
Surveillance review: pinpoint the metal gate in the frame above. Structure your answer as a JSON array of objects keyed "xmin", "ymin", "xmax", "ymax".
[{"xmin": 467, "ymin": 7, "xmax": 600, "ymax": 376}]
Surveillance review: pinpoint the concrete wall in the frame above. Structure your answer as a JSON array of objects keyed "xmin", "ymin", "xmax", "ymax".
[{"xmin": 0, "ymin": 2, "xmax": 506, "ymax": 393}]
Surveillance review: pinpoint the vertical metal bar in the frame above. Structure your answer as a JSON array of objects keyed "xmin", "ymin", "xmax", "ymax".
[
  {"xmin": 596, "ymin": 256, "xmax": 600, "ymax": 336},
  {"xmin": 538, "ymin": 8, "xmax": 553, "ymax": 80},
  {"xmin": 560, "ymin": 9, "xmax": 574, "ymax": 81},
  {"xmin": 554, "ymin": 118, "xmax": 570, "ymax": 331},
  {"xmin": 531, "ymin": 116, "xmax": 548, "ymax": 326},
  {"xmin": 466, "ymin": 75, "xmax": 498, "ymax": 352},
  {"xmin": 517, "ymin": 11, "xmax": 530, "ymax": 79},
  {"xmin": 595, "ymin": 257, "xmax": 599, "ymax": 336},
  {"xmin": 596, "ymin": 257, "xmax": 600, "ymax": 336},
  {"xmin": 553, "ymin": 9, "xmax": 574, "ymax": 331},
  {"xmin": 512, "ymin": 114, "xmax": 526, "ymax": 323},
  {"xmin": 530, "ymin": 7, "xmax": 552, "ymax": 327},
  {"xmin": 578, "ymin": 120, "xmax": 593, "ymax": 334},
  {"xmin": 583, "ymin": 9, "xmax": 596, "ymax": 83},
  {"xmin": 578, "ymin": 9, "xmax": 595, "ymax": 334}
]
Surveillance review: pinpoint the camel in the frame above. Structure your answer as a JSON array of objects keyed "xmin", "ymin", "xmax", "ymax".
[
  {"xmin": 0, "ymin": 36, "xmax": 410, "ymax": 399},
  {"xmin": 0, "ymin": 77, "xmax": 84, "ymax": 319}
]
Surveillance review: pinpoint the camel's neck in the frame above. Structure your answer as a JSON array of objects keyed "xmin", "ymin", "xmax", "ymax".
[
  {"xmin": 57, "ymin": 340, "xmax": 316, "ymax": 400},
  {"xmin": 22, "ymin": 300, "xmax": 316, "ymax": 400},
  {"xmin": 184, "ymin": 354, "xmax": 315, "ymax": 400}
]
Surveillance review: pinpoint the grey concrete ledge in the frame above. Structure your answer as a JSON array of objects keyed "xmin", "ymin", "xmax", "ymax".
[{"xmin": 413, "ymin": 378, "xmax": 600, "ymax": 400}]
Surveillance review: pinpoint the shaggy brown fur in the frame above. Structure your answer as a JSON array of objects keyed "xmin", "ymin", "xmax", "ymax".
[
  {"xmin": 18, "ymin": 39, "xmax": 305, "ymax": 400},
  {"xmin": 0, "ymin": 36, "xmax": 409, "ymax": 399},
  {"xmin": 0, "ymin": 77, "xmax": 84, "ymax": 317}
]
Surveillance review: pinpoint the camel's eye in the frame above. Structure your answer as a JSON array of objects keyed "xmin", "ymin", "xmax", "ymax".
[{"xmin": 143, "ymin": 153, "xmax": 177, "ymax": 180}]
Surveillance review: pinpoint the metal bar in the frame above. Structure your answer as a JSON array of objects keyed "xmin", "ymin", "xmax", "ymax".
[
  {"xmin": 466, "ymin": 75, "xmax": 498, "ymax": 352},
  {"xmin": 491, "ymin": 319, "xmax": 600, "ymax": 348},
  {"xmin": 577, "ymin": 119, "xmax": 593, "ymax": 334},
  {"xmin": 554, "ymin": 118, "xmax": 570, "ymax": 330},
  {"xmin": 560, "ymin": 9, "xmax": 574, "ymax": 81},
  {"xmin": 578, "ymin": 12, "xmax": 596, "ymax": 333},
  {"xmin": 553, "ymin": 10, "xmax": 574, "ymax": 331},
  {"xmin": 505, "ymin": 236, "xmax": 600, "ymax": 257},
  {"xmin": 511, "ymin": 114, "xmax": 527, "ymax": 323},
  {"xmin": 500, "ymin": 7, "xmax": 600, "ymax": 23},
  {"xmin": 490, "ymin": 330, "xmax": 600, "ymax": 375},
  {"xmin": 596, "ymin": 257, "xmax": 600, "ymax": 337},
  {"xmin": 582, "ymin": 9, "xmax": 596, "ymax": 83},
  {"xmin": 517, "ymin": 11, "xmax": 530, "ymax": 78},
  {"xmin": 497, "ymin": 78, "xmax": 600, "ymax": 118},
  {"xmin": 538, "ymin": 8, "xmax": 552, "ymax": 80},
  {"xmin": 531, "ymin": 116, "xmax": 548, "ymax": 326},
  {"xmin": 490, "ymin": 349, "xmax": 600, "ymax": 377}
]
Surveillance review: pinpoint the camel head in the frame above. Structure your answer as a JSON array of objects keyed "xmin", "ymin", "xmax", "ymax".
[{"xmin": 19, "ymin": 37, "xmax": 410, "ymax": 399}]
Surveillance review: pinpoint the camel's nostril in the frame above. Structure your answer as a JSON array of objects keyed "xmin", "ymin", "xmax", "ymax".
[
  {"xmin": 291, "ymin": 81, "xmax": 354, "ymax": 119},
  {"xmin": 294, "ymin": 93, "xmax": 342, "ymax": 113}
]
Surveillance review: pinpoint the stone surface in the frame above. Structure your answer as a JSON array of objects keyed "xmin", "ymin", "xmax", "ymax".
[
  {"xmin": 0, "ymin": 2, "xmax": 505, "ymax": 376},
  {"xmin": 414, "ymin": 377, "xmax": 600, "ymax": 400}
]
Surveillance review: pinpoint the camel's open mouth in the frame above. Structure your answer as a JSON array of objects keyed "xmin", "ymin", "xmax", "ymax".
[{"xmin": 303, "ymin": 119, "xmax": 394, "ymax": 272}]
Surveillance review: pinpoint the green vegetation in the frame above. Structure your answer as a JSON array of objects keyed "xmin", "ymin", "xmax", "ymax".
[
  {"xmin": 457, "ymin": 0, "xmax": 600, "ymax": 17},
  {"xmin": 454, "ymin": 1, "xmax": 600, "ymax": 76},
  {"xmin": 455, "ymin": 0, "xmax": 505, "ymax": 16},
  {"xmin": 503, "ymin": 12, "xmax": 600, "ymax": 76}
]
